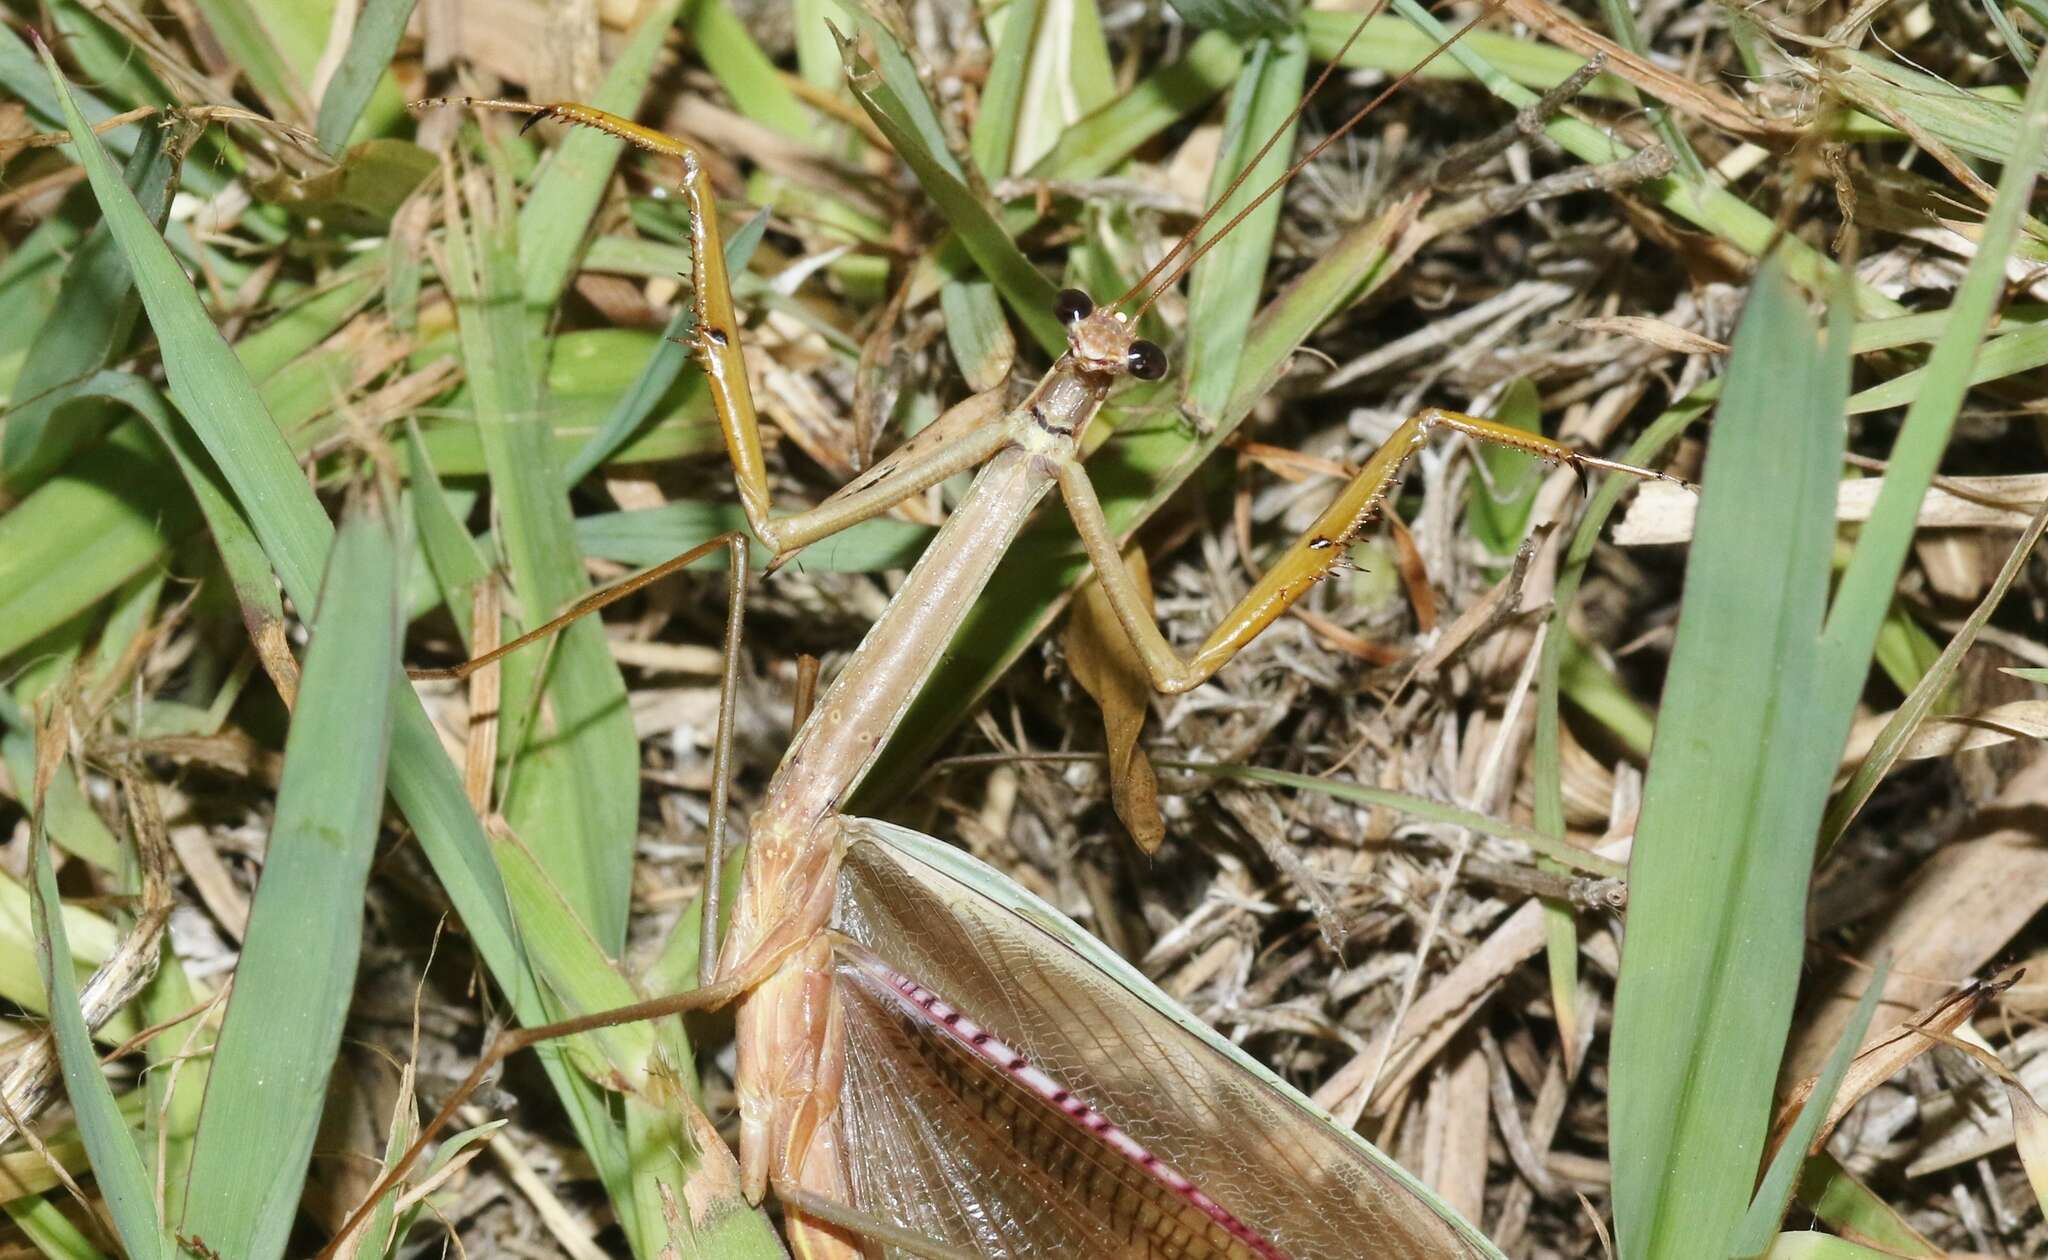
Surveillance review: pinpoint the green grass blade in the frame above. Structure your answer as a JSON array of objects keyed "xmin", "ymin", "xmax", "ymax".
[
  {"xmin": 4, "ymin": 728, "xmax": 120, "ymax": 871},
  {"xmin": 404, "ymin": 421, "xmax": 490, "ymax": 647},
  {"xmin": 1023, "ymin": 29, "xmax": 1244, "ymax": 181},
  {"xmin": 1847, "ymin": 321, "xmax": 2048, "ymax": 414},
  {"xmin": 940, "ymin": 274, "xmax": 1018, "ymax": 392},
  {"xmin": 1825, "ymin": 48, "xmax": 2039, "ymax": 167},
  {"xmin": 1160, "ymin": 761, "xmax": 1626, "ymax": 877},
  {"xmin": 1168, "ymin": 0, "xmax": 1295, "ymax": 36},
  {"xmin": 4, "ymin": 1193, "xmax": 109, "ymax": 1259},
  {"xmin": 46, "ymin": 0, "xmax": 171, "ymax": 117},
  {"xmin": 1607, "ymin": 255, "xmax": 1849, "ymax": 1260},
  {"xmin": 970, "ymin": 0, "xmax": 1041, "ymax": 179},
  {"xmin": 1793, "ymin": 1156, "xmax": 1940, "ymax": 1256},
  {"xmin": 1005, "ymin": 0, "xmax": 1113, "ymax": 170},
  {"xmin": 28, "ymin": 749, "xmax": 169, "ymax": 1260},
  {"xmin": 186, "ymin": 0, "xmax": 316, "ymax": 122},
  {"xmin": 180, "ymin": 502, "xmax": 398, "ymax": 1260},
  {"xmin": 0, "ymin": 253, "xmax": 389, "ymax": 666},
  {"xmin": 687, "ymin": 0, "xmax": 809, "ymax": 138},
  {"xmin": 576, "ymin": 500, "xmax": 927, "ymax": 572},
  {"xmin": 3, "ymin": 123, "xmax": 174, "ymax": 493},
  {"xmin": 1732, "ymin": 957, "xmax": 1890, "ymax": 1254},
  {"xmin": 0, "ymin": 419, "xmax": 198, "ymax": 663},
  {"xmin": 442, "ymin": 155, "xmax": 637, "ymax": 951},
  {"xmin": 1532, "ymin": 391, "xmax": 1706, "ymax": 1054},
  {"xmin": 314, "ymin": 0, "xmax": 418, "ymax": 152},
  {"xmin": 103, "ymin": 372, "xmax": 290, "ymax": 654},
  {"xmin": 1822, "ymin": 498, "xmax": 2048, "ymax": 848},
  {"xmin": 0, "ymin": 26, "xmax": 138, "ymax": 159},
  {"xmin": 1183, "ymin": 29, "xmax": 1305, "ymax": 425},
  {"xmin": 1759, "ymin": 1235, "xmax": 1904, "ymax": 1260},
  {"xmin": 842, "ymin": 29, "xmax": 1063, "ymax": 354},
  {"xmin": 1466, "ymin": 378, "xmax": 1545, "ymax": 556},
  {"xmin": 1591, "ymin": 0, "xmax": 1706, "ymax": 180}
]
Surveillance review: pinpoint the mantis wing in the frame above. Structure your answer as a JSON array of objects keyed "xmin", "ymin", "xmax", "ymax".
[{"xmin": 831, "ymin": 816, "xmax": 1501, "ymax": 1260}]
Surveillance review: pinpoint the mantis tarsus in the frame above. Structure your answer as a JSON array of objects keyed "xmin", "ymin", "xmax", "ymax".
[{"xmin": 331, "ymin": 12, "xmax": 1687, "ymax": 1258}]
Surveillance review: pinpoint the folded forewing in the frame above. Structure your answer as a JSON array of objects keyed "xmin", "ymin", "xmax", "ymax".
[
  {"xmin": 833, "ymin": 818, "xmax": 1495, "ymax": 1260},
  {"xmin": 838, "ymin": 948, "xmax": 1266, "ymax": 1257}
]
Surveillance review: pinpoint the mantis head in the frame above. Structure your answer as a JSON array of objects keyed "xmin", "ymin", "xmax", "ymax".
[{"xmin": 1054, "ymin": 287, "xmax": 1167, "ymax": 382}]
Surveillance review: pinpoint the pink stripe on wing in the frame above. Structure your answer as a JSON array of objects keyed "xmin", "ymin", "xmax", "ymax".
[{"xmin": 861, "ymin": 956, "xmax": 1292, "ymax": 1260}]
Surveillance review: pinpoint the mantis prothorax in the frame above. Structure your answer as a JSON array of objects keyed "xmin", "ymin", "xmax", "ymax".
[{"xmin": 330, "ymin": 13, "xmax": 1689, "ymax": 1258}]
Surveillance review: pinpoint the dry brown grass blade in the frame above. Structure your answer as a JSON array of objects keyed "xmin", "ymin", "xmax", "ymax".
[
  {"xmin": 1766, "ymin": 969, "xmax": 2016, "ymax": 1168},
  {"xmin": 1616, "ymin": 473, "xmax": 2048, "ymax": 544},
  {"xmin": 2014, "ymin": 1078, "xmax": 2048, "ymax": 1218},
  {"xmin": 1498, "ymin": 0, "xmax": 1801, "ymax": 142}
]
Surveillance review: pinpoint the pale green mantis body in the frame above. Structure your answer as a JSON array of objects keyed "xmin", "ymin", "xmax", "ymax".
[{"xmin": 326, "ymin": 16, "xmax": 1686, "ymax": 1257}]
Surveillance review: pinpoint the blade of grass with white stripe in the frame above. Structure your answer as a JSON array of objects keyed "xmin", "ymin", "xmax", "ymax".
[
  {"xmin": 1022, "ymin": 29, "xmax": 1243, "ymax": 182},
  {"xmin": 969, "ymin": 0, "xmax": 1040, "ymax": 179},
  {"xmin": 843, "ymin": 22, "xmax": 1064, "ymax": 354},
  {"xmin": 179, "ymin": 501, "xmax": 398, "ymax": 1260},
  {"xmin": 1607, "ymin": 256, "xmax": 1850, "ymax": 1260}
]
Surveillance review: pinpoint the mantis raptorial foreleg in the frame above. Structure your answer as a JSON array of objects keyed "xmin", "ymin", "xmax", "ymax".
[{"xmin": 1058, "ymin": 406, "xmax": 1693, "ymax": 694}]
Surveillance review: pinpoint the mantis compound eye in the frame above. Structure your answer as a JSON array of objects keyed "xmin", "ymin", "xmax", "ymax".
[
  {"xmin": 1054, "ymin": 288, "xmax": 1094, "ymax": 326},
  {"xmin": 1126, "ymin": 339, "xmax": 1168, "ymax": 381}
]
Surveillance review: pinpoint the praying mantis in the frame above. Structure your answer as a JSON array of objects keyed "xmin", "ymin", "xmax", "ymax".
[{"xmin": 325, "ymin": 11, "xmax": 1688, "ymax": 1259}]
